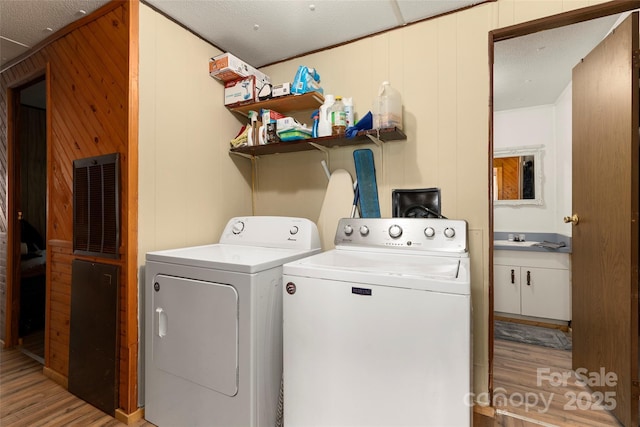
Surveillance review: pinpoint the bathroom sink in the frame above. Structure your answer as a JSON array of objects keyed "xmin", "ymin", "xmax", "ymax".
[{"xmin": 494, "ymin": 240, "xmax": 540, "ymax": 247}]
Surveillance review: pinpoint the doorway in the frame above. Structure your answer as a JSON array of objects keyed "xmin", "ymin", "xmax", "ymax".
[
  {"xmin": 9, "ymin": 78, "xmax": 47, "ymax": 363},
  {"xmin": 490, "ymin": 3, "xmax": 639, "ymax": 427}
]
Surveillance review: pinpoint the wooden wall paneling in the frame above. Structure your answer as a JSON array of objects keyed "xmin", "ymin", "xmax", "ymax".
[
  {"xmin": 494, "ymin": 157, "xmax": 520, "ymax": 200},
  {"xmin": 124, "ymin": 0, "xmax": 139, "ymax": 413},
  {"xmin": 1, "ymin": 1, "xmax": 139, "ymax": 416},
  {"xmin": 47, "ymin": 240, "xmax": 72, "ymax": 376},
  {"xmin": 56, "ymin": 32, "xmax": 128, "ymax": 129},
  {"xmin": 77, "ymin": 22, "xmax": 128, "ymax": 90},
  {"xmin": 48, "ymin": 48, "xmax": 118, "ymax": 160}
]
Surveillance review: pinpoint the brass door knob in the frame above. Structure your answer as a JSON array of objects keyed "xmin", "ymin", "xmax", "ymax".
[{"xmin": 563, "ymin": 214, "xmax": 579, "ymax": 225}]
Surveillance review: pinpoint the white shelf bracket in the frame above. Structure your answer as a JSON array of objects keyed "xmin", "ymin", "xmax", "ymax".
[
  {"xmin": 366, "ymin": 129, "xmax": 382, "ymax": 146},
  {"xmin": 308, "ymin": 141, "xmax": 330, "ymax": 155}
]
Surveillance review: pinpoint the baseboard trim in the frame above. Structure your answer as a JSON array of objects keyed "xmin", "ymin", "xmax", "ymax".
[
  {"xmin": 42, "ymin": 367, "xmax": 68, "ymax": 388},
  {"xmin": 495, "ymin": 315, "xmax": 570, "ymax": 332},
  {"xmin": 496, "ymin": 409, "xmax": 558, "ymax": 427},
  {"xmin": 474, "ymin": 404, "xmax": 495, "ymax": 418},
  {"xmin": 115, "ymin": 407, "xmax": 145, "ymax": 425}
]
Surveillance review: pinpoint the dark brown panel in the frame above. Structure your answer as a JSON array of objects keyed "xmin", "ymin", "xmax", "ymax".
[{"xmin": 68, "ymin": 259, "xmax": 120, "ymax": 416}]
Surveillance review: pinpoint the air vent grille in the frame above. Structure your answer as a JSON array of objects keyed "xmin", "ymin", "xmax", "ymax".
[{"xmin": 73, "ymin": 153, "xmax": 120, "ymax": 258}]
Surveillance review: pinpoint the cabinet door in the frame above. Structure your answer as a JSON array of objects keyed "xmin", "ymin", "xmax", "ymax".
[
  {"xmin": 494, "ymin": 265, "xmax": 521, "ymax": 314},
  {"xmin": 520, "ymin": 267, "xmax": 571, "ymax": 321}
]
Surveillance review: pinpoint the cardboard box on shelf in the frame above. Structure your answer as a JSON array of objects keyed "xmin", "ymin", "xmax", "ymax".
[
  {"xmin": 209, "ymin": 52, "xmax": 270, "ymax": 86},
  {"xmin": 272, "ymin": 82, "xmax": 291, "ymax": 98},
  {"xmin": 224, "ymin": 76, "xmax": 258, "ymax": 106}
]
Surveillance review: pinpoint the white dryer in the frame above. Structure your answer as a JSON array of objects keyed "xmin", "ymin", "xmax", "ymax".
[
  {"xmin": 283, "ymin": 217, "xmax": 471, "ymax": 427},
  {"xmin": 144, "ymin": 216, "xmax": 320, "ymax": 427}
]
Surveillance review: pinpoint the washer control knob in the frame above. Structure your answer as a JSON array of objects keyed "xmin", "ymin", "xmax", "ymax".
[
  {"xmin": 290, "ymin": 226, "xmax": 299, "ymax": 235},
  {"xmin": 232, "ymin": 221, "xmax": 245, "ymax": 234},
  {"xmin": 388, "ymin": 224, "xmax": 403, "ymax": 239},
  {"xmin": 344, "ymin": 225, "xmax": 354, "ymax": 236},
  {"xmin": 424, "ymin": 227, "xmax": 436, "ymax": 238},
  {"xmin": 359, "ymin": 225, "xmax": 369, "ymax": 236},
  {"xmin": 444, "ymin": 227, "xmax": 456, "ymax": 238}
]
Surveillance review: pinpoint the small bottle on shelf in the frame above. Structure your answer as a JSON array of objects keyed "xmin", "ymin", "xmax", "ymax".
[{"xmin": 330, "ymin": 96, "xmax": 346, "ymax": 136}]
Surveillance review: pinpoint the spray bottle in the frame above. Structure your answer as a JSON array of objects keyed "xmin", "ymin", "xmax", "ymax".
[
  {"xmin": 311, "ymin": 109, "xmax": 320, "ymax": 138},
  {"xmin": 317, "ymin": 94, "xmax": 335, "ymax": 137}
]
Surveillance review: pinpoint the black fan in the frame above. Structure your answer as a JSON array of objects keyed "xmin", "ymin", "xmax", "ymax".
[{"xmin": 392, "ymin": 188, "xmax": 445, "ymax": 219}]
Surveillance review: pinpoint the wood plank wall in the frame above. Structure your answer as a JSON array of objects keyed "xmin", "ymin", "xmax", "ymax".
[
  {"xmin": 47, "ymin": 240, "xmax": 72, "ymax": 376},
  {"xmin": 494, "ymin": 157, "xmax": 521, "ymax": 200},
  {"xmin": 0, "ymin": 1, "xmax": 139, "ymax": 415}
]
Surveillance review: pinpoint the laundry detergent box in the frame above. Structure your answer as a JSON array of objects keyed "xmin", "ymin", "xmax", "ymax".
[
  {"xmin": 209, "ymin": 52, "xmax": 270, "ymax": 87},
  {"xmin": 224, "ymin": 76, "xmax": 259, "ymax": 106}
]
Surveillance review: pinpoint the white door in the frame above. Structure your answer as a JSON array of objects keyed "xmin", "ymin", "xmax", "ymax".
[{"xmin": 151, "ymin": 274, "xmax": 239, "ymax": 397}]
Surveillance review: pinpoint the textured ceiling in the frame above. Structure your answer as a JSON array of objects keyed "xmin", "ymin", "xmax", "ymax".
[
  {"xmin": 0, "ymin": 1, "xmax": 628, "ymax": 111},
  {"xmin": 144, "ymin": 0, "xmax": 483, "ymax": 67},
  {"xmin": 0, "ymin": 0, "xmax": 111, "ymax": 67}
]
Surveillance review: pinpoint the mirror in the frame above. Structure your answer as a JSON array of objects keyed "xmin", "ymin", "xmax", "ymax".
[{"xmin": 493, "ymin": 145, "xmax": 543, "ymax": 206}]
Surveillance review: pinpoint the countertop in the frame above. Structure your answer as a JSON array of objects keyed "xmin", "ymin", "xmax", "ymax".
[{"xmin": 493, "ymin": 232, "xmax": 572, "ymax": 253}]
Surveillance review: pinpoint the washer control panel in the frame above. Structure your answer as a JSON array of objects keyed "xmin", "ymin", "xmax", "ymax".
[
  {"xmin": 220, "ymin": 216, "xmax": 321, "ymax": 250},
  {"xmin": 335, "ymin": 218, "xmax": 468, "ymax": 253}
]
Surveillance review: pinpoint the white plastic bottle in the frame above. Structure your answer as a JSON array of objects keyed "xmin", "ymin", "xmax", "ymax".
[
  {"xmin": 317, "ymin": 94, "xmax": 335, "ymax": 137},
  {"xmin": 373, "ymin": 81, "xmax": 402, "ymax": 130},
  {"xmin": 330, "ymin": 96, "xmax": 347, "ymax": 136},
  {"xmin": 343, "ymin": 97, "xmax": 354, "ymax": 128}
]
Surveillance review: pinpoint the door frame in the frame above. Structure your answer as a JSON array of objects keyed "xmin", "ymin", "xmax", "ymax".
[
  {"xmin": 487, "ymin": 0, "xmax": 640, "ymax": 402},
  {"xmin": 5, "ymin": 66, "xmax": 49, "ymax": 348}
]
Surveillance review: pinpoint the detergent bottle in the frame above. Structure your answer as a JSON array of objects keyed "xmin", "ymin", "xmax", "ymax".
[
  {"xmin": 373, "ymin": 81, "xmax": 402, "ymax": 130},
  {"xmin": 317, "ymin": 94, "xmax": 335, "ymax": 137}
]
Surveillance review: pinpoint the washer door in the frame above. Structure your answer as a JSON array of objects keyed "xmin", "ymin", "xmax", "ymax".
[{"xmin": 151, "ymin": 274, "xmax": 239, "ymax": 396}]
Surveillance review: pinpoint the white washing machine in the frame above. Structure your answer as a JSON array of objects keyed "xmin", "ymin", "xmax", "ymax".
[
  {"xmin": 144, "ymin": 216, "xmax": 320, "ymax": 427},
  {"xmin": 283, "ymin": 217, "xmax": 471, "ymax": 427}
]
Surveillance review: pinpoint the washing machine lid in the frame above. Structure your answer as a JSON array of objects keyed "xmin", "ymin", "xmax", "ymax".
[
  {"xmin": 146, "ymin": 244, "xmax": 321, "ymax": 273},
  {"xmin": 283, "ymin": 249, "xmax": 470, "ymax": 295}
]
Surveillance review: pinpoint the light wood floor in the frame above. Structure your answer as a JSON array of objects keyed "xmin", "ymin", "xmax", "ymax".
[
  {"xmin": 0, "ymin": 346, "xmax": 155, "ymax": 426},
  {"xmin": 1, "ymin": 339, "xmax": 622, "ymax": 426},
  {"xmin": 493, "ymin": 338, "xmax": 620, "ymax": 426}
]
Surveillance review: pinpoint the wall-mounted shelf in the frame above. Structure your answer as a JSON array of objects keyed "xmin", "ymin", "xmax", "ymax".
[
  {"xmin": 228, "ymin": 92, "xmax": 325, "ymax": 117},
  {"xmin": 229, "ymin": 127, "xmax": 406, "ymax": 158}
]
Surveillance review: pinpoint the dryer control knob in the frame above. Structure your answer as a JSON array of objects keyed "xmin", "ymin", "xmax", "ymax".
[
  {"xmin": 424, "ymin": 227, "xmax": 435, "ymax": 238},
  {"xmin": 232, "ymin": 221, "xmax": 245, "ymax": 234},
  {"xmin": 389, "ymin": 224, "xmax": 403, "ymax": 238},
  {"xmin": 359, "ymin": 226, "xmax": 369, "ymax": 236},
  {"xmin": 444, "ymin": 227, "xmax": 456, "ymax": 238},
  {"xmin": 344, "ymin": 225, "xmax": 354, "ymax": 236},
  {"xmin": 290, "ymin": 226, "xmax": 299, "ymax": 235}
]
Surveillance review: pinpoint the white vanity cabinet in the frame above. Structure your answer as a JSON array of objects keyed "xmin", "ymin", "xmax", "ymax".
[{"xmin": 494, "ymin": 250, "xmax": 571, "ymax": 321}]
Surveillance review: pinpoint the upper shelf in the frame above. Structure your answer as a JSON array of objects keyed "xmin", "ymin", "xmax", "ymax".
[
  {"xmin": 228, "ymin": 92, "xmax": 325, "ymax": 117},
  {"xmin": 229, "ymin": 127, "xmax": 406, "ymax": 158}
]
